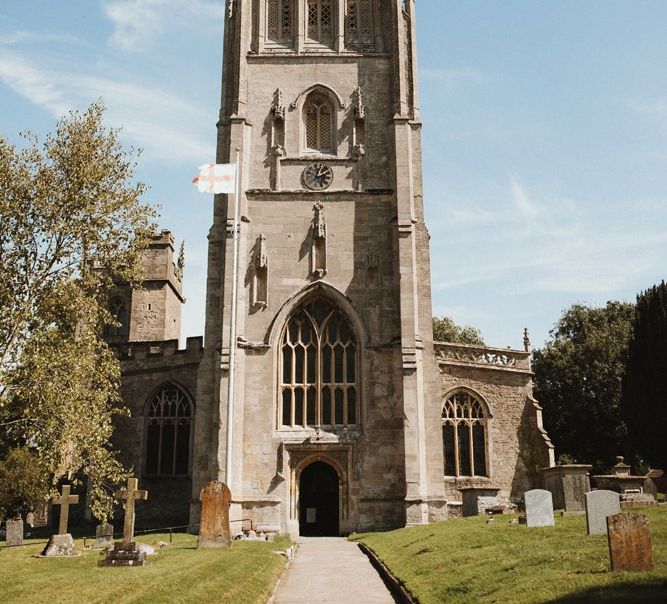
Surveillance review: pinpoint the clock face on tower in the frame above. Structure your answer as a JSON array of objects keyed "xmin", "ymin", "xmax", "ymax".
[{"xmin": 303, "ymin": 162, "xmax": 333, "ymax": 191}]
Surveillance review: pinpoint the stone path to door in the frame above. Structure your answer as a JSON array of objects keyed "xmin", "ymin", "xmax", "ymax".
[{"xmin": 271, "ymin": 537, "xmax": 397, "ymax": 603}]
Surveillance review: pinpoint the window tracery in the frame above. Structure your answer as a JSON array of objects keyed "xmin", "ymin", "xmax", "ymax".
[
  {"xmin": 267, "ymin": 0, "xmax": 294, "ymax": 44},
  {"xmin": 346, "ymin": 0, "xmax": 372, "ymax": 46},
  {"xmin": 145, "ymin": 384, "xmax": 194, "ymax": 476},
  {"xmin": 442, "ymin": 391, "xmax": 489, "ymax": 477},
  {"xmin": 307, "ymin": 0, "xmax": 333, "ymax": 45},
  {"xmin": 106, "ymin": 296, "xmax": 129, "ymax": 337},
  {"xmin": 280, "ymin": 298, "xmax": 358, "ymax": 430},
  {"xmin": 304, "ymin": 92, "xmax": 334, "ymax": 153}
]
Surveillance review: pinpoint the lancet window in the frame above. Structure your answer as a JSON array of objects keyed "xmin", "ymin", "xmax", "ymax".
[
  {"xmin": 145, "ymin": 384, "xmax": 194, "ymax": 476},
  {"xmin": 307, "ymin": 0, "xmax": 334, "ymax": 44},
  {"xmin": 106, "ymin": 296, "xmax": 129, "ymax": 337},
  {"xmin": 280, "ymin": 298, "xmax": 359, "ymax": 430},
  {"xmin": 442, "ymin": 391, "xmax": 489, "ymax": 477},
  {"xmin": 304, "ymin": 92, "xmax": 334, "ymax": 152},
  {"xmin": 346, "ymin": 0, "xmax": 372, "ymax": 46},
  {"xmin": 267, "ymin": 0, "xmax": 294, "ymax": 44}
]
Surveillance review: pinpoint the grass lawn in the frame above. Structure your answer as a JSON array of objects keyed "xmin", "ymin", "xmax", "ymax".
[
  {"xmin": 0, "ymin": 533, "xmax": 289, "ymax": 604},
  {"xmin": 352, "ymin": 507, "xmax": 667, "ymax": 603}
]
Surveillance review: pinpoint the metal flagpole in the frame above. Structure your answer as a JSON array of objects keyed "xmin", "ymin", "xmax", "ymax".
[{"xmin": 225, "ymin": 148, "xmax": 241, "ymax": 487}]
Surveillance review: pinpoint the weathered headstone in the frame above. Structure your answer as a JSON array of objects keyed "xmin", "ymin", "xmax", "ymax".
[
  {"xmin": 585, "ymin": 490, "xmax": 621, "ymax": 535},
  {"xmin": 41, "ymin": 484, "xmax": 80, "ymax": 557},
  {"xmin": 197, "ymin": 481, "xmax": 232, "ymax": 549},
  {"xmin": 524, "ymin": 489, "xmax": 554, "ymax": 527},
  {"xmin": 96, "ymin": 522, "xmax": 114, "ymax": 548},
  {"xmin": 607, "ymin": 513, "xmax": 654, "ymax": 572},
  {"xmin": 541, "ymin": 465, "xmax": 592, "ymax": 512},
  {"xmin": 5, "ymin": 518, "xmax": 23, "ymax": 546},
  {"xmin": 98, "ymin": 478, "xmax": 149, "ymax": 567}
]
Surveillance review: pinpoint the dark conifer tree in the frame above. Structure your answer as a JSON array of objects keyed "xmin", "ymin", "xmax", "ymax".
[{"xmin": 621, "ymin": 281, "xmax": 667, "ymax": 470}]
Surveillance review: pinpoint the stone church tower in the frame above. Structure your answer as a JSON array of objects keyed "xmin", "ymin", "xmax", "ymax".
[{"xmin": 194, "ymin": 0, "xmax": 447, "ymax": 534}]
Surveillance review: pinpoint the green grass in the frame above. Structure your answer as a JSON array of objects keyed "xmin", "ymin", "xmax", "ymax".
[
  {"xmin": 0, "ymin": 533, "xmax": 289, "ymax": 604},
  {"xmin": 352, "ymin": 507, "xmax": 667, "ymax": 603}
]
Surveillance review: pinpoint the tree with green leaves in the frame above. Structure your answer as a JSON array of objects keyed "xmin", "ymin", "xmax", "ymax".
[
  {"xmin": 532, "ymin": 302, "xmax": 634, "ymax": 472},
  {"xmin": 0, "ymin": 102, "xmax": 157, "ymax": 520},
  {"xmin": 0, "ymin": 447, "xmax": 50, "ymax": 520},
  {"xmin": 432, "ymin": 316, "xmax": 485, "ymax": 346},
  {"xmin": 621, "ymin": 281, "xmax": 667, "ymax": 471}
]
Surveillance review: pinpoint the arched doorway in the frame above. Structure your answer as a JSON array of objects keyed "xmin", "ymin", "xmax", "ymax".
[{"xmin": 299, "ymin": 461, "xmax": 340, "ymax": 536}]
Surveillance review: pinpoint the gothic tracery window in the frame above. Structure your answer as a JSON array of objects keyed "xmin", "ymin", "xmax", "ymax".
[
  {"xmin": 442, "ymin": 391, "xmax": 489, "ymax": 477},
  {"xmin": 304, "ymin": 92, "xmax": 334, "ymax": 153},
  {"xmin": 346, "ymin": 0, "xmax": 372, "ymax": 46},
  {"xmin": 106, "ymin": 296, "xmax": 129, "ymax": 337},
  {"xmin": 280, "ymin": 298, "xmax": 358, "ymax": 429},
  {"xmin": 268, "ymin": 0, "xmax": 294, "ymax": 44},
  {"xmin": 145, "ymin": 384, "xmax": 194, "ymax": 476},
  {"xmin": 307, "ymin": 0, "xmax": 334, "ymax": 45}
]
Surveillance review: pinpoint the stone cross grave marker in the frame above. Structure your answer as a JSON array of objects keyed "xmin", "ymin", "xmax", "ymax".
[
  {"xmin": 98, "ymin": 478, "xmax": 149, "ymax": 567},
  {"xmin": 607, "ymin": 513, "xmax": 654, "ymax": 572},
  {"xmin": 5, "ymin": 518, "xmax": 23, "ymax": 547},
  {"xmin": 55, "ymin": 484, "xmax": 79, "ymax": 535},
  {"xmin": 197, "ymin": 481, "xmax": 232, "ymax": 549},
  {"xmin": 41, "ymin": 484, "xmax": 80, "ymax": 557},
  {"xmin": 524, "ymin": 489, "xmax": 555, "ymax": 527},
  {"xmin": 585, "ymin": 490, "xmax": 620, "ymax": 535},
  {"xmin": 117, "ymin": 477, "xmax": 148, "ymax": 545}
]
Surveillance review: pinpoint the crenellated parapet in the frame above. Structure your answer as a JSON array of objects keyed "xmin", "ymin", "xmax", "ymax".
[
  {"xmin": 434, "ymin": 342, "xmax": 532, "ymax": 374},
  {"xmin": 113, "ymin": 336, "xmax": 204, "ymax": 363}
]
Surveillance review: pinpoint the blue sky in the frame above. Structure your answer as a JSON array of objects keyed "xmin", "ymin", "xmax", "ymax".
[{"xmin": 1, "ymin": 1, "xmax": 666, "ymax": 349}]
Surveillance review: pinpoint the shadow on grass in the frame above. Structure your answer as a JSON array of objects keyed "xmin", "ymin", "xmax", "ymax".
[{"xmin": 546, "ymin": 580, "xmax": 667, "ymax": 603}]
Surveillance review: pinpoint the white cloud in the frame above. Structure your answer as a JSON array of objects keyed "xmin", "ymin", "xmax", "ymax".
[
  {"xmin": 103, "ymin": 0, "xmax": 225, "ymax": 51},
  {"xmin": 0, "ymin": 31, "xmax": 81, "ymax": 46},
  {"xmin": 509, "ymin": 176, "xmax": 540, "ymax": 219},
  {"xmin": 0, "ymin": 52, "xmax": 213, "ymax": 164}
]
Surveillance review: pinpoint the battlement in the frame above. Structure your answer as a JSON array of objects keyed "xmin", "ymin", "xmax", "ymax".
[
  {"xmin": 114, "ymin": 336, "xmax": 204, "ymax": 362},
  {"xmin": 141, "ymin": 229, "xmax": 185, "ymax": 300},
  {"xmin": 434, "ymin": 342, "xmax": 532, "ymax": 374}
]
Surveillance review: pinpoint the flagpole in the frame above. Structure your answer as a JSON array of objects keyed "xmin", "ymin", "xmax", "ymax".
[{"xmin": 225, "ymin": 148, "xmax": 241, "ymax": 487}]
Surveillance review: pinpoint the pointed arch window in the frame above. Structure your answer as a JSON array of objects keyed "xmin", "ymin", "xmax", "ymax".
[
  {"xmin": 304, "ymin": 92, "xmax": 334, "ymax": 153},
  {"xmin": 145, "ymin": 384, "xmax": 194, "ymax": 476},
  {"xmin": 346, "ymin": 0, "xmax": 373, "ymax": 46},
  {"xmin": 307, "ymin": 0, "xmax": 334, "ymax": 45},
  {"xmin": 442, "ymin": 391, "xmax": 489, "ymax": 477},
  {"xmin": 280, "ymin": 298, "xmax": 359, "ymax": 429},
  {"xmin": 106, "ymin": 296, "xmax": 129, "ymax": 337},
  {"xmin": 267, "ymin": 0, "xmax": 294, "ymax": 44}
]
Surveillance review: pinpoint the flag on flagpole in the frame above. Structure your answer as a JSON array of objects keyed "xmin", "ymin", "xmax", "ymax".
[{"xmin": 192, "ymin": 163, "xmax": 237, "ymax": 194}]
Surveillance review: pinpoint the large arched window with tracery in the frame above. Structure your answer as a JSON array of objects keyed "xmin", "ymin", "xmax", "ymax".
[
  {"xmin": 280, "ymin": 298, "xmax": 358, "ymax": 429},
  {"xmin": 267, "ymin": 0, "xmax": 294, "ymax": 45},
  {"xmin": 304, "ymin": 91, "xmax": 334, "ymax": 153},
  {"xmin": 145, "ymin": 384, "xmax": 194, "ymax": 476},
  {"xmin": 442, "ymin": 390, "xmax": 489, "ymax": 477}
]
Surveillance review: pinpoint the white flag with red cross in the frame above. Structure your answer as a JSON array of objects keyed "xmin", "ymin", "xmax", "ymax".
[{"xmin": 192, "ymin": 163, "xmax": 237, "ymax": 194}]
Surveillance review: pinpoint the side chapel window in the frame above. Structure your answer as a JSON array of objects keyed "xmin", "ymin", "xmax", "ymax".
[
  {"xmin": 145, "ymin": 385, "xmax": 194, "ymax": 476},
  {"xmin": 442, "ymin": 391, "xmax": 489, "ymax": 477},
  {"xmin": 304, "ymin": 92, "xmax": 334, "ymax": 153},
  {"xmin": 106, "ymin": 296, "xmax": 129, "ymax": 337},
  {"xmin": 280, "ymin": 298, "xmax": 358, "ymax": 429},
  {"xmin": 307, "ymin": 0, "xmax": 334, "ymax": 45},
  {"xmin": 346, "ymin": 0, "xmax": 373, "ymax": 46},
  {"xmin": 268, "ymin": 0, "xmax": 294, "ymax": 44}
]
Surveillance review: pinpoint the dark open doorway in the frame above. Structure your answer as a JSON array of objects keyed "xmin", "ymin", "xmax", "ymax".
[{"xmin": 299, "ymin": 461, "xmax": 340, "ymax": 536}]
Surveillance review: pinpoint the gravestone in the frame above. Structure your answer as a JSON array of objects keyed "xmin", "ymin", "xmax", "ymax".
[
  {"xmin": 541, "ymin": 465, "xmax": 592, "ymax": 512},
  {"xmin": 5, "ymin": 518, "xmax": 23, "ymax": 546},
  {"xmin": 197, "ymin": 481, "xmax": 232, "ymax": 549},
  {"xmin": 524, "ymin": 489, "xmax": 554, "ymax": 527},
  {"xmin": 99, "ymin": 478, "xmax": 149, "ymax": 567},
  {"xmin": 42, "ymin": 484, "xmax": 80, "ymax": 557},
  {"xmin": 607, "ymin": 513, "xmax": 654, "ymax": 572},
  {"xmin": 586, "ymin": 490, "xmax": 621, "ymax": 535},
  {"xmin": 96, "ymin": 522, "xmax": 114, "ymax": 548}
]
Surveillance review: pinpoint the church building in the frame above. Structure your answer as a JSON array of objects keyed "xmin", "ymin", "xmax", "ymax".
[{"xmin": 109, "ymin": 0, "xmax": 554, "ymax": 536}]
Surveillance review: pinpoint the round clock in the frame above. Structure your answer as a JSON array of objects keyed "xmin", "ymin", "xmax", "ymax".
[{"xmin": 303, "ymin": 162, "xmax": 333, "ymax": 191}]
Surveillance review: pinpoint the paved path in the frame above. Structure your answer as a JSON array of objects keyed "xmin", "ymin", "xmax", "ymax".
[{"xmin": 272, "ymin": 537, "xmax": 396, "ymax": 603}]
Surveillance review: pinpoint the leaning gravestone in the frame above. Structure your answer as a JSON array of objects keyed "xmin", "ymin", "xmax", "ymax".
[
  {"xmin": 96, "ymin": 522, "xmax": 114, "ymax": 548},
  {"xmin": 524, "ymin": 489, "xmax": 555, "ymax": 527},
  {"xmin": 197, "ymin": 481, "xmax": 232, "ymax": 549},
  {"xmin": 98, "ymin": 477, "xmax": 149, "ymax": 567},
  {"xmin": 41, "ymin": 484, "xmax": 80, "ymax": 557},
  {"xmin": 5, "ymin": 518, "xmax": 23, "ymax": 546},
  {"xmin": 607, "ymin": 513, "xmax": 654, "ymax": 572},
  {"xmin": 585, "ymin": 490, "xmax": 621, "ymax": 535}
]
